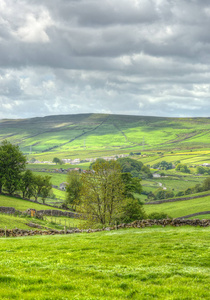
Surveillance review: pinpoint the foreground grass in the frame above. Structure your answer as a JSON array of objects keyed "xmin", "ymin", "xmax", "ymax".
[
  {"xmin": 0, "ymin": 227, "xmax": 209, "ymax": 299},
  {"xmin": 144, "ymin": 195, "xmax": 210, "ymax": 218}
]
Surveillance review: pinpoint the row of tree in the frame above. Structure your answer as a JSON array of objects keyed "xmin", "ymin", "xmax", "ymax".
[{"xmin": 0, "ymin": 140, "xmax": 52, "ymax": 202}]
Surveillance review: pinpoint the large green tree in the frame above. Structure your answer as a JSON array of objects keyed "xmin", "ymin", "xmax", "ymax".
[
  {"xmin": 53, "ymin": 157, "xmax": 62, "ymax": 165},
  {"xmin": 80, "ymin": 160, "xmax": 125, "ymax": 226},
  {"xmin": 0, "ymin": 140, "xmax": 26, "ymax": 194}
]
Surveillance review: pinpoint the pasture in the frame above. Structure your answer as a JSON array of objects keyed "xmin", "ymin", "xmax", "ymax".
[
  {"xmin": 0, "ymin": 195, "xmax": 62, "ymax": 212},
  {"xmin": 0, "ymin": 227, "xmax": 209, "ymax": 299},
  {"xmin": 144, "ymin": 195, "xmax": 210, "ymax": 218}
]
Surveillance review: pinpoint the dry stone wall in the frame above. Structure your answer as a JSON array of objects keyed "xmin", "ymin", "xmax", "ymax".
[
  {"xmin": 1, "ymin": 218, "xmax": 209, "ymax": 238},
  {"xmin": 0, "ymin": 206, "xmax": 20, "ymax": 214},
  {"xmin": 0, "ymin": 206, "xmax": 79, "ymax": 218}
]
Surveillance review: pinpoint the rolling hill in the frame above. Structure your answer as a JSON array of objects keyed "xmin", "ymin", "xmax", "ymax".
[{"xmin": 0, "ymin": 114, "xmax": 210, "ymax": 160}]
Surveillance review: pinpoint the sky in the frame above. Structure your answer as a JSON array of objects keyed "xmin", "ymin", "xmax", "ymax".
[{"xmin": 0, "ymin": 0, "xmax": 210, "ymax": 119}]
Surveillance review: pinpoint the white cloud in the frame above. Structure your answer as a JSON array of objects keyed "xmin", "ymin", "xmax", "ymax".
[{"xmin": 16, "ymin": 10, "xmax": 53, "ymax": 43}]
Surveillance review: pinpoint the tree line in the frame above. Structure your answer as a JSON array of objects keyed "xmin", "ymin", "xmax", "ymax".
[{"xmin": 0, "ymin": 140, "xmax": 51, "ymax": 203}]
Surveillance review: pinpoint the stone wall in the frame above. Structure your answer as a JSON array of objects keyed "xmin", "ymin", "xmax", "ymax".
[
  {"xmin": 0, "ymin": 206, "xmax": 19, "ymax": 214},
  {"xmin": 1, "ymin": 218, "xmax": 209, "ymax": 238},
  {"xmin": 0, "ymin": 206, "xmax": 79, "ymax": 218},
  {"xmin": 35, "ymin": 209, "xmax": 80, "ymax": 218},
  {"xmin": 145, "ymin": 193, "xmax": 210, "ymax": 205},
  {"xmin": 176, "ymin": 211, "xmax": 210, "ymax": 219}
]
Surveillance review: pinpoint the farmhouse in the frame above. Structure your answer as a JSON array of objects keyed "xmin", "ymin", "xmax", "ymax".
[
  {"xmin": 59, "ymin": 182, "xmax": 68, "ymax": 191},
  {"xmin": 153, "ymin": 173, "xmax": 161, "ymax": 178},
  {"xmin": 202, "ymin": 163, "xmax": 210, "ymax": 167}
]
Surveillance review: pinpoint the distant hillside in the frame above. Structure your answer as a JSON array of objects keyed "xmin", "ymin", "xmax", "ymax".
[{"xmin": 0, "ymin": 114, "xmax": 210, "ymax": 160}]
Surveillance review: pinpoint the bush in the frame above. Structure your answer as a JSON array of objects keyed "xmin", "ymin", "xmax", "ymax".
[
  {"xmin": 176, "ymin": 163, "xmax": 190, "ymax": 174},
  {"xmin": 184, "ymin": 188, "xmax": 193, "ymax": 195},
  {"xmin": 147, "ymin": 212, "xmax": 171, "ymax": 220},
  {"xmin": 203, "ymin": 177, "xmax": 210, "ymax": 191},
  {"xmin": 118, "ymin": 198, "xmax": 146, "ymax": 223},
  {"xmin": 176, "ymin": 191, "xmax": 184, "ymax": 197}
]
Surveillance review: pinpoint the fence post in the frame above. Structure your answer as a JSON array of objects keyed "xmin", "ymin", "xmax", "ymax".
[
  {"xmin": 5, "ymin": 226, "xmax": 7, "ymax": 238},
  {"xmin": 64, "ymin": 226, "xmax": 67, "ymax": 234}
]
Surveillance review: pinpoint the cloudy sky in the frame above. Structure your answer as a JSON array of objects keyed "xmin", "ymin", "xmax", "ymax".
[{"xmin": 0, "ymin": 0, "xmax": 210, "ymax": 119}]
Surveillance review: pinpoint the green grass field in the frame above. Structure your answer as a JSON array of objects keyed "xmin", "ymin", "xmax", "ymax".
[
  {"xmin": 0, "ymin": 195, "xmax": 82, "ymax": 230},
  {"xmin": 0, "ymin": 213, "xmax": 82, "ymax": 230},
  {"xmin": 0, "ymin": 195, "xmax": 63, "ymax": 212},
  {"xmin": 0, "ymin": 227, "xmax": 209, "ymax": 299},
  {"xmin": 144, "ymin": 195, "xmax": 210, "ymax": 218}
]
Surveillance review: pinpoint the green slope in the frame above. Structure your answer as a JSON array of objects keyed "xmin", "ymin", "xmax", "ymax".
[
  {"xmin": 0, "ymin": 195, "xmax": 62, "ymax": 212},
  {"xmin": 0, "ymin": 114, "xmax": 210, "ymax": 160},
  {"xmin": 144, "ymin": 195, "xmax": 210, "ymax": 218}
]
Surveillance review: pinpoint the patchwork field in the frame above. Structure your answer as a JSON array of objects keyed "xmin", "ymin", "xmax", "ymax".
[
  {"xmin": 0, "ymin": 227, "xmax": 209, "ymax": 299},
  {"xmin": 0, "ymin": 114, "xmax": 210, "ymax": 161}
]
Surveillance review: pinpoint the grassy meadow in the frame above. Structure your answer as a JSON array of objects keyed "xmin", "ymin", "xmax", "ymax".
[
  {"xmin": 0, "ymin": 227, "xmax": 209, "ymax": 299},
  {"xmin": 0, "ymin": 195, "xmax": 63, "ymax": 212},
  {"xmin": 0, "ymin": 213, "xmax": 82, "ymax": 230},
  {"xmin": 144, "ymin": 195, "xmax": 210, "ymax": 218},
  {"xmin": 0, "ymin": 195, "xmax": 82, "ymax": 230}
]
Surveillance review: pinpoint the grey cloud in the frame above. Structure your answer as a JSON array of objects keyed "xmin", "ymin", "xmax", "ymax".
[{"xmin": 0, "ymin": 0, "xmax": 210, "ymax": 119}]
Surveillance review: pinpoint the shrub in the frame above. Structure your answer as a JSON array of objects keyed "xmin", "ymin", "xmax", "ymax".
[{"xmin": 147, "ymin": 212, "xmax": 171, "ymax": 220}]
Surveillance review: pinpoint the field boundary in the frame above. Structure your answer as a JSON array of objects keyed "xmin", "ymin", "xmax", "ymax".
[
  {"xmin": 0, "ymin": 206, "xmax": 79, "ymax": 218},
  {"xmin": 176, "ymin": 211, "xmax": 210, "ymax": 219},
  {"xmin": 1, "ymin": 218, "xmax": 209, "ymax": 238},
  {"xmin": 144, "ymin": 193, "xmax": 210, "ymax": 205}
]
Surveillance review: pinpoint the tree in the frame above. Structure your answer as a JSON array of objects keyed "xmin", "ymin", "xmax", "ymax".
[
  {"xmin": 80, "ymin": 160, "xmax": 125, "ymax": 226},
  {"xmin": 117, "ymin": 157, "xmax": 152, "ymax": 178},
  {"xmin": 176, "ymin": 163, "xmax": 190, "ymax": 174},
  {"xmin": 153, "ymin": 161, "xmax": 173, "ymax": 170},
  {"xmin": 33, "ymin": 175, "xmax": 52, "ymax": 203},
  {"xmin": 203, "ymin": 177, "xmax": 210, "ymax": 191},
  {"xmin": 89, "ymin": 158, "xmax": 106, "ymax": 169},
  {"xmin": 20, "ymin": 170, "xmax": 35, "ymax": 199},
  {"xmin": 53, "ymin": 157, "xmax": 62, "ymax": 165},
  {"xmin": 0, "ymin": 140, "xmax": 26, "ymax": 194},
  {"xmin": 121, "ymin": 173, "xmax": 142, "ymax": 198},
  {"xmin": 66, "ymin": 171, "xmax": 82, "ymax": 207},
  {"xmin": 118, "ymin": 198, "xmax": 146, "ymax": 223}
]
